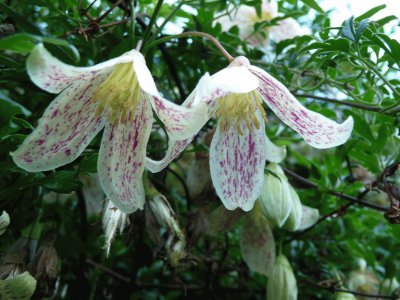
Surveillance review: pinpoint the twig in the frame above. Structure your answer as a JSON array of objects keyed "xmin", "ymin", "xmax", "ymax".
[
  {"xmin": 283, "ymin": 168, "xmax": 388, "ymax": 212},
  {"xmin": 86, "ymin": 258, "xmax": 131, "ymax": 282}
]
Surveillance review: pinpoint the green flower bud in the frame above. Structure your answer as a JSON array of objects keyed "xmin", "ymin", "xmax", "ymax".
[
  {"xmin": 267, "ymin": 254, "xmax": 297, "ymax": 300},
  {"xmin": 335, "ymin": 292, "xmax": 357, "ymax": 300},
  {"xmin": 283, "ymin": 185, "xmax": 303, "ymax": 231},
  {"xmin": 260, "ymin": 164, "xmax": 292, "ymax": 227},
  {"xmin": 0, "ymin": 211, "xmax": 10, "ymax": 235}
]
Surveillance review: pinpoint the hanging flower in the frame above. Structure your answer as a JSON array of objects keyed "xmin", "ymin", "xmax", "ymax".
[
  {"xmin": 147, "ymin": 56, "xmax": 354, "ymax": 211},
  {"xmin": 216, "ymin": 0, "xmax": 307, "ymax": 47},
  {"xmin": 11, "ymin": 44, "xmax": 208, "ymax": 213},
  {"xmin": 102, "ymin": 200, "xmax": 128, "ymax": 256}
]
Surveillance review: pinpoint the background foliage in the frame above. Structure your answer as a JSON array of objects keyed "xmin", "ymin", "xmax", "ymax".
[{"xmin": 1, "ymin": 0, "xmax": 400, "ymax": 299}]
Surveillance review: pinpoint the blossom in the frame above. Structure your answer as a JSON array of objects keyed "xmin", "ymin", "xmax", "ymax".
[
  {"xmin": 147, "ymin": 56, "xmax": 354, "ymax": 211},
  {"xmin": 267, "ymin": 254, "xmax": 298, "ymax": 300},
  {"xmin": 216, "ymin": 0, "xmax": 307, "ymax": 47},
  {"xmin": 11, "ymin": 44, "xmax": 206, "ymax": 213}
]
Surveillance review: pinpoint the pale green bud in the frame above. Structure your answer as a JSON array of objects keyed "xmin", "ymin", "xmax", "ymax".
[
  {"xmin": 283, "ymin": 185, "xmax": 303, "ymax": 231},
  {"xmin": 267, "ymin": 254, "xmax": 298, "ymax": 300},
  {"xmin": 0, "ymin": 211, "xmax": 10, "ymax": 235},
  {"xmin": 260, "ymin": 163, "xmax": 292, "ymax": 227},
  {"xmin": 335, "ymin": 292, "xmax": 357, "ymax": 300},
  {"xmin": 297, "ymin": 205, "xmax": 320, "ymax": 231},
  {"xmin": 0, "ymin": 272, "xmax": 37, "ymax": 300}
]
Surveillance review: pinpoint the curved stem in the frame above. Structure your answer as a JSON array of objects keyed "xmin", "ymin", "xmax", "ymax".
[{"xmin": 144, "ymin": 31, "xmax": 235, "ymax": 62}]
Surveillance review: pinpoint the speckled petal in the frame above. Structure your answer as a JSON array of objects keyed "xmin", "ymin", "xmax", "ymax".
[
  {"xmin": 146, "ymin": 68, "xmax": 258, "ymax": 173},
  {"xmin": 98, "ymin": 96, "xmax": 153, "ymax": 213},
  {"xmin": 210, "ymin": 112, "xmax": 267, "ymax": 211},
  {"xmin": 251, "ymin": 65, "xmax": 354, "ymax": 149},
  {"xmin": 27, "ymin": 44, "xmax": 135, "ymax": 93},
  {"xmin": 11, "ymin": 74, "xmax": 108, "ymax": 172}
]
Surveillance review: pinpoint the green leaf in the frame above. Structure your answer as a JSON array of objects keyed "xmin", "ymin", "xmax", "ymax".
[
  {"xmin": 79, "ymin": 154, "xmax": 99, "ymax": 175},
  {"xmin": 354, "ymin": 19, "xmax": 370, "ymax": 42},
  {"xmin": 300, "ymin": 0, "xmax": 324, "ymax": 13},
  {"xmin": 0, "ymin": 33, "xmax": 75, "ymax": 54},
  {"xmin": 39, "ymin": 171, "xmax": 81, "ymax": 193},
  {"xmin": 342, "ymin": 17, "xmax": 356, "ymax": 42},
  {"xmin": 0, "ymin": 272, "xmax": 37, "ymax": 300},
  {"xmin": 0, "ymin": 92, "xmax": 31, "ymax": 122},
  {"xmin": 354, "ymin": 4, "xmax": 386, "ymax": 22}
]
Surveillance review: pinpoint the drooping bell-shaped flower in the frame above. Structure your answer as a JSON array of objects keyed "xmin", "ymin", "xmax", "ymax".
[
  {"xmin": 147, "ymin": 56, "xmax": 353, "ymax": 212},
  {"xmin": 102, "ymin": 200, "xmax": 127, "ymax": 256},
  {"xmin": 12, "ymin": 44, "xmax": 206, "ymax": 213},
  {"xmin": 216, "ymin": 0, "xmax": 307, "ymax": 47},
  {"xmin": 267, "ymin": 254, "xmax": 298, "ymax": 300}
]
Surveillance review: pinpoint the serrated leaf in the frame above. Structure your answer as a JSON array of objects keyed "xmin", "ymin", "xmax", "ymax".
[
  {"xmin": 0, "ymin": 272, "xmax": 37, "ymax": 300},
  {"xmin": 240, "ymin": 207, "xmax": 275, "ymax": 276}
]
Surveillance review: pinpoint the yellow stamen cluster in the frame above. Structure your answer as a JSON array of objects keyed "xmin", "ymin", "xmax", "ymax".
[
  {"xmin": 213, "ymin": 91, "xmax": 268, "ymax": 135},
  {"xmin": 93, "ymin": 63, "xmax": 141, "ymax": 124}
]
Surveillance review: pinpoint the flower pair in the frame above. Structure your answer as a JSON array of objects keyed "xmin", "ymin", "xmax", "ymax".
[{"xmin": 12, "ymin": 44, "xmax": 353, "ymax": 213}]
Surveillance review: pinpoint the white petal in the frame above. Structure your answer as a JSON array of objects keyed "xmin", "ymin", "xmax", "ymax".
[
  {"xmin": 148, "ymin": 94, "xmax": 209, "ymax": 140},
  {"xmin": 98, "ymin": 96, "xmax": 153, "ymax": 213},
  {"xmin": 27, "ymin": 44, "xmax": 135, "ymax": 93},
  {"xmin": 265, "ymin": 134, "xmax": 287, "ymax": 163},
  {"xmin": 251, "ymin": 66, "xmax": 354, "ymax": 149},
  {"xmin": 0, "ymin": 211, "xmax": 10, "ymax": 235},
  {"xmin": 102, "ymin": 200, "xmax": 127, "ymax": 257},
  {"xmin": 211, "ymin": 65, "xmax": 259, "ymax": 94},
  {"xmin": 11, "ymin": 74, "xmax": 108, "ymax": 172},
  {"xmin": 210, "ymin": 112, "xmax": 267, "ymax": 211}
]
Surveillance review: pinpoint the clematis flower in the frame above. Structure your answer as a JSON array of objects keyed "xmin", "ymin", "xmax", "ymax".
[
  {"xmin": 216, "ymin": 0, "xmax": 307, "ymax": 47},
  {"xmin": 147, "ymin": 56, "xmax": 354, "ymax": 211},
  {"xmin": 11, "ymin": 44, "xmax": 208, "ymax": 213}
]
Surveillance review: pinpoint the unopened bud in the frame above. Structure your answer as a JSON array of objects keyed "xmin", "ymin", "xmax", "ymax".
[
  {"xmin": 260, "ymin": 163, "xmax": 292, "ymax": 227},
  {"xmin": 283, "ymin": 185, "xmax": 303, "ymax": 231},
  {"xmin": 267, "ymin": 254, "xmax": 297, "ymax": 300},
  {"xmin": 0, "ymin": 271, "xmax": 37, "ymax": 300},
  {"xmin": 335, "ymin": 292, "xmax": 357, "ymax": 300},
  {"xmin": 0, "ymin": 211, "xmax": 10, "ymax": 235},
  {"xmin": 102, "ymin": 200, "xmax": 127, "ymax": 257}
]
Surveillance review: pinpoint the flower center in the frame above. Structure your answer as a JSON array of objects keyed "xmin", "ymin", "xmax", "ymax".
[
  {"xmin": 93, "ymin": 63, "xmax": 141, "ymax": 124},
  {"xmin": 213, "ymin": 90, "xmax": 268, "ymax": 135}
]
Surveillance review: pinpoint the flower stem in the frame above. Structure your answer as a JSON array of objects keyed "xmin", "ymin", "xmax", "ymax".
[
  {"xmin": 141, "ymin": 0, "xmax": 164, "ymax": 50},
  {"xmin": 147, "ymin": 1, "xmax": 184, "ymax": 44},
  {"xmin": 144, "ymin": 31, "xmax": 234, "ymax": 62}
]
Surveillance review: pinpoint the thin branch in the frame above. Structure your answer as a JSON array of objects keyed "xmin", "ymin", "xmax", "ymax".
[
  {"xmin": 86, "ymin": 259, "xmax": 131, "ymax": 282},
  {"xmin": 293, "ymin": 93, "xmax": 383, "ymax": 112},
  {"xmin": 303, "ymin": 279, "xmax": 397, "ymax": 299},
  {"xmin": 283, "ymin": 168, "xmax": 388, "ymax": 212}
]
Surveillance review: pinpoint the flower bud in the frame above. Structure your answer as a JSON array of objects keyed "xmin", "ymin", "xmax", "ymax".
[
  {"xmin": 297, "ymin": 205, "xmax": 320, "ymax": 231},
  {"xmin": 0, "ymin": 271, "xmax": 37, "ymax": 300},
  {"xmin": 0, "ymin": 211, "xmax": 10, "ymax": 235},
  {"xmin": 267, "ymin": 254, "xmax": 297, "ymax": 300},
  {"xmin": 347, "ymin": 259, "xmax": 379, "ymax": 298},
  {"xmin": 260, "ymin": 163, "xmax": 292, "ymax": 227},
  {"xmin": 102, "ymin": 200, "xmax": 128, "ymax": 257},
  {"xmin": 147, "ymin": 192, "xmax": 186, "ymax": 267},
  {"xmin": 283, "ymin": 185, "xmax": 303, "ymax": 231},
  {"xmin": 335, "ymin": 292, "xmax": 357, "ymax": 300}
]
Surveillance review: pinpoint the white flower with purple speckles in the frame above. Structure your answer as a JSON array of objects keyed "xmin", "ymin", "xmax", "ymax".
[
  {"xmin": 147, "ymin": 56, "xmax": 354, "ymax": 211},
  {"xmin": 11, "ymin": 44, "xmax": 209, "ymax": 213}
]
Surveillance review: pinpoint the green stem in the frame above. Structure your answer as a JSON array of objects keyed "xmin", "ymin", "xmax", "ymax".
[
  {"xmin": 130, "ymin": 0, "xmax": 137, "ymax": 48},
  {"xmin": 148, "ymin": 1, "xmax": 184, "ymax": 44},
  {"xmin": 141, "ymin": 0, "xmax": 164, "ymax": 50},
  {"xmin": 144, "ymin": 31, "xmax": 234, "ymax": 62}
]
